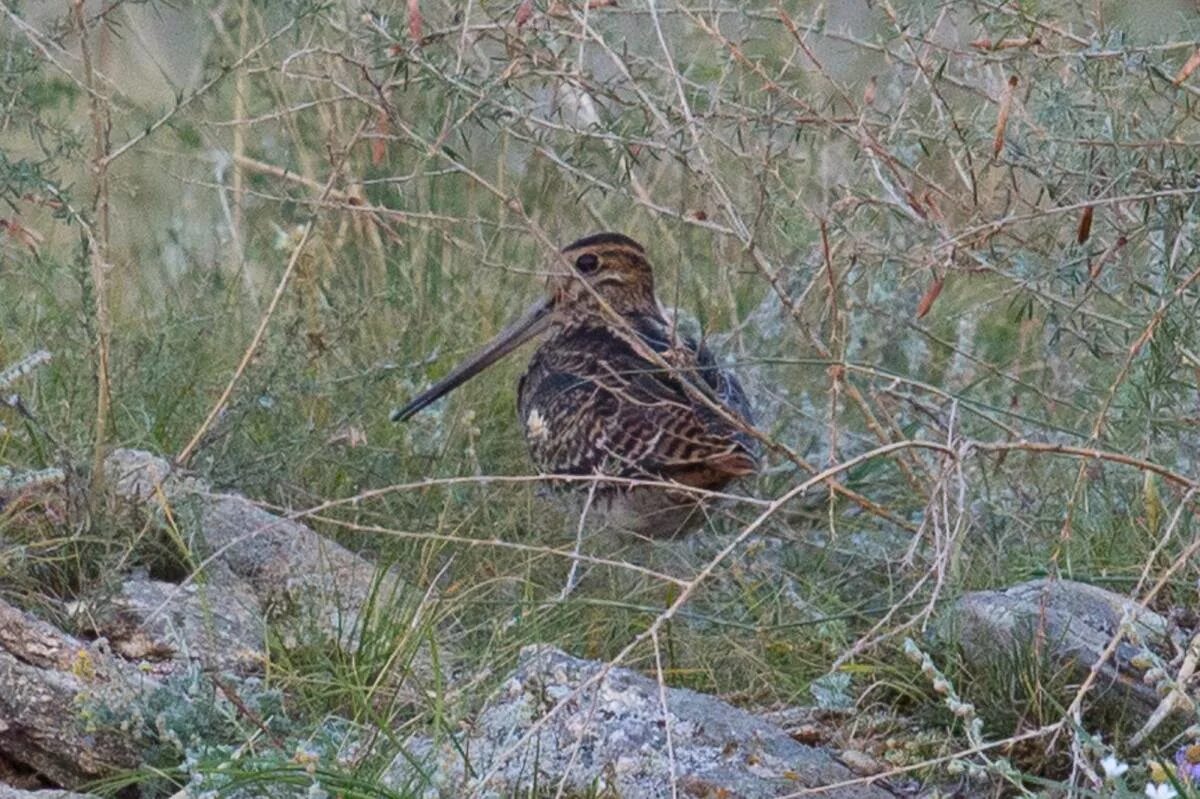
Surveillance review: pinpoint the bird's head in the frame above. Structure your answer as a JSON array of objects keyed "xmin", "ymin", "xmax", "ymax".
[
  {"xmin": 391, "ymin": 232, "xmax": 659, "ymax": 422},
  {"xmin": 547, "ymin": 232, "xmax": 658, "ymax": 322}
]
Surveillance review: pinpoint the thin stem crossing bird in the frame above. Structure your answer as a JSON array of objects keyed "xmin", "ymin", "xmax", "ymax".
[{"xmin": 393, "ymin": 233, "xmax": 758, "ymax": 537}]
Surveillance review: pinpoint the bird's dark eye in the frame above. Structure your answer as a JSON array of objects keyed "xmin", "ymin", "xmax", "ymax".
[{"xmin": 575, "ymin": 253, "xmax": 600, "ymax": 274}]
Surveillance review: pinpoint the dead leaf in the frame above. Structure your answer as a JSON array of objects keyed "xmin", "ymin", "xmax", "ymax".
[
  {"xmin": 0, "ymin": 218, "xmax": 44, "ymax": 256},
  {"xmin": 1076, "ymin": 205, "xmax": 1093, "ymax": 244},
  {"xmin": 922, "ymin": 190, "xmax": 944, "ymax": 221},
  {"xmin": 1088, "ymin": 235, "xmax": 1127, "ymax": 281},
  {"xmin": 1144, "ymin": 471, "xmax": 1162, "ymax": 534},
  {"xmin": 407, "ymin": 0, "xmax": 422, "ymax": 44},
  {"xmin": 515, "ymin": 0, "xmax": 534, "ymax": 27},
  {"xmin": 372, "ymin": 111, "xmax": 390, "ymax": 165},
  {"xmin": 21, "ymin": 193, "xmax": 64, "ymax": 211},
  {"xmin": 915, "ymin": 274, "xmax": 944, "ymax": 319},
  {"xmin": 1174, "ymin": 48, "xmax": 1200, "ymax": 85},
  {"xmin": 993, "ymin": 75, "xmax": 1018, "ymax": 158},
  {"xmin": 863, "ymin": 75, "xmax": 877, "ymax": 106}
]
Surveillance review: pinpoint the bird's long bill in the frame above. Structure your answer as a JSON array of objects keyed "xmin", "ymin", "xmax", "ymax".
[{"xmin": 391, "ymin": 298, "xmax": 553, "ymax": 422}]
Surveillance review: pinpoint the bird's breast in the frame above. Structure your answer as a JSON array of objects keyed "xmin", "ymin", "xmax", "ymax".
[{"xmin": 515, "ymin": 321, "xmax": 757, "ymax": 486}]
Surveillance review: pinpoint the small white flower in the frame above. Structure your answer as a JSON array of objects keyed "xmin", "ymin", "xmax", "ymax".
[
  {"xmin": 1101, "ymin": 755, "xmax": 1129, "ymax": 779},
  {"xmin": 1145, "ymin": 782, "xmax": 1178, "ymax": 799}
]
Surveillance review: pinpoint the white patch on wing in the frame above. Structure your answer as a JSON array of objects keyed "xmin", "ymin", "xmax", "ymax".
[{"xmin": 526, "ymin": 408, "xmax": 549, "ymax": 442}]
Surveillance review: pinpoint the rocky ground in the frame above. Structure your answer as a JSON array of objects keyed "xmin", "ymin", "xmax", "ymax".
[{"xmin": 1, "ymin": 450, "xmax": 1195, "ymax": 798}]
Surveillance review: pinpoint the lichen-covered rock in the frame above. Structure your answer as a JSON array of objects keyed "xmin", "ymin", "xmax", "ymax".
[
  {"xmin": 104, "ymin": 449, "xmax": 442, "ymax": 666},
  {"xmin": 67, "ymin": 569, "xmax": 264, "ymax": 674},
  {"xmin": 385, "ymin": 645, "xmax": 897, "ymax": 799},
  {"xmin": 939, "ymin": 578, "xmax": 1188, "ymax": 723},
  {"xmin": 0, "ymin": 787, "xmax": 100, "ymax": 799}
]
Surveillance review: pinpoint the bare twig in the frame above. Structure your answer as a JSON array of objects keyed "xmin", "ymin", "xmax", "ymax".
[
  {"xmin": 73, "ymin": 0, "xmax": 113, "ymax": 498},
  {"xmin": 175, "ymin": 116, "xmax": 371, "ymax": 465}
]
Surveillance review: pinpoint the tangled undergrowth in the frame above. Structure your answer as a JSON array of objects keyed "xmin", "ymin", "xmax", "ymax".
[{"xmin": 3, "ymin": 0, "xmax": 1200, "ymax": 796}]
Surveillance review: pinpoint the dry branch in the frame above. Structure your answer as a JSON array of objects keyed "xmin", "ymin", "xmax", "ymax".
[{"xmin": 0, "ymin": 597, "xmax": 147, "ymax": 786}]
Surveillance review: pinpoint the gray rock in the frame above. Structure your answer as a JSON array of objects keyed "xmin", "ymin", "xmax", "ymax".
[
  {"xmin": 0, "ymin": 788, "xmax": 99, "ymax": 799},
  {"xmin": 68, "ymin": 568, "xmax": 264, "ymax": 675},
  {"xmin": 104, "ymin": 449, "xmax": 443, "ymax": 672},
  {"xmin": 385, "ymin": 645, "xmax": 896, "ymax": 799},
  {"xmin": 939, "ymin": 578, "xmax": 1184, "ymax": 722}
]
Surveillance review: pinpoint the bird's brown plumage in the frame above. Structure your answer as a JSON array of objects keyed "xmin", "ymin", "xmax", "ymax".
[{"xmin": 393, "ymin": 232, "xmax": 758, "ymax": 537}]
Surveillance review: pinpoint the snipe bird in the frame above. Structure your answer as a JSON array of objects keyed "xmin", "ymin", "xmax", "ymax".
[{"xmin": 392, "ymin": 233, "xmax": 758, "ymax": 537}]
